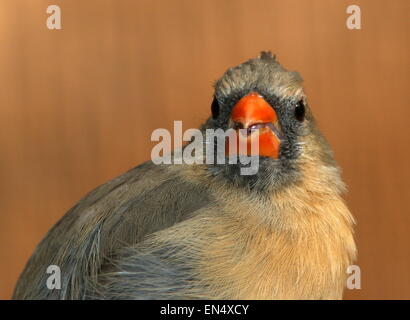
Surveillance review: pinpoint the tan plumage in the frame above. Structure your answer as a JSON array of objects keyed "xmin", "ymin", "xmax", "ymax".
[{"xmin": 14, "ymin": 52, "xmax": 356, "ymax": 300}]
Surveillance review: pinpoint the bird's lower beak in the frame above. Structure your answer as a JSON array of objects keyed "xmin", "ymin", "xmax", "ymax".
[{"xmin": 226, "ymin": 92, "xmax": 282, "ymax": 159}]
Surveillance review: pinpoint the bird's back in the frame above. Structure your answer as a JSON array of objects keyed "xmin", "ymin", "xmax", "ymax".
[{"xmin": 13, "ymin": 161, "xmax": 211, "ymax": 299}]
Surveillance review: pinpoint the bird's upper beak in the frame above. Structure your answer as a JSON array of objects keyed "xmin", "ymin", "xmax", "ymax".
[{"xmin": 226, "ymin": 92, "xmax": 282, "ymax": 159}]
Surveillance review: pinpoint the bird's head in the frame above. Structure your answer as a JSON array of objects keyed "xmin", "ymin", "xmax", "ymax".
[{"xmin": 201, "ymin": 52, "xmax": 340, "ymax": 193}]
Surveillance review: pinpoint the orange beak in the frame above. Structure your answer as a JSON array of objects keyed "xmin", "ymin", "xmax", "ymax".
[{"xmin": 226, "ymin": 92, "xmax": 281, "ymax": 159}]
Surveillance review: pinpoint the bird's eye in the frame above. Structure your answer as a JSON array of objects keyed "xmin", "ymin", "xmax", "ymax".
[
  {"xmin": 295, "ymin": 100, "xmax": 305, "ymax": 122},
  {"xmin": 211, "ymin": 97, "xmax": 220, "ymax": 119}
]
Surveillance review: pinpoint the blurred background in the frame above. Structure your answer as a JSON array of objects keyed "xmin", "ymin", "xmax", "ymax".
[{"xmin": 0, "ymin": 0, "xmax": 409, "ymax": 299}]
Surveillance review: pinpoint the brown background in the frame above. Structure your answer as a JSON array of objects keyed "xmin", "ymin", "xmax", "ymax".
[{"xmin": 0, "ymin": 0, "xmax": 409, "ymax": 299}]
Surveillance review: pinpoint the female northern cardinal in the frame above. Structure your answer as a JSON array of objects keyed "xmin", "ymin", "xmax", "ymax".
[{"xmin": 14, "ymin": 52, "xmax": 356, "ymax": 299}]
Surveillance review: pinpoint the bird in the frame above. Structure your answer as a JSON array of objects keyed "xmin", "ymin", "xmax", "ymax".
[{"xmin": 13, "ymin": 52, "xmax": 356, "ymax": 300}]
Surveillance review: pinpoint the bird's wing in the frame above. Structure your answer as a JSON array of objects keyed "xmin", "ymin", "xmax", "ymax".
[
  {"xmin": 88, "ymin": 239, "xmax": 208, "ymax": 300},
  {"xmin": 13, "ymin": 161, "xmax": 212, "ymax": 299}
]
